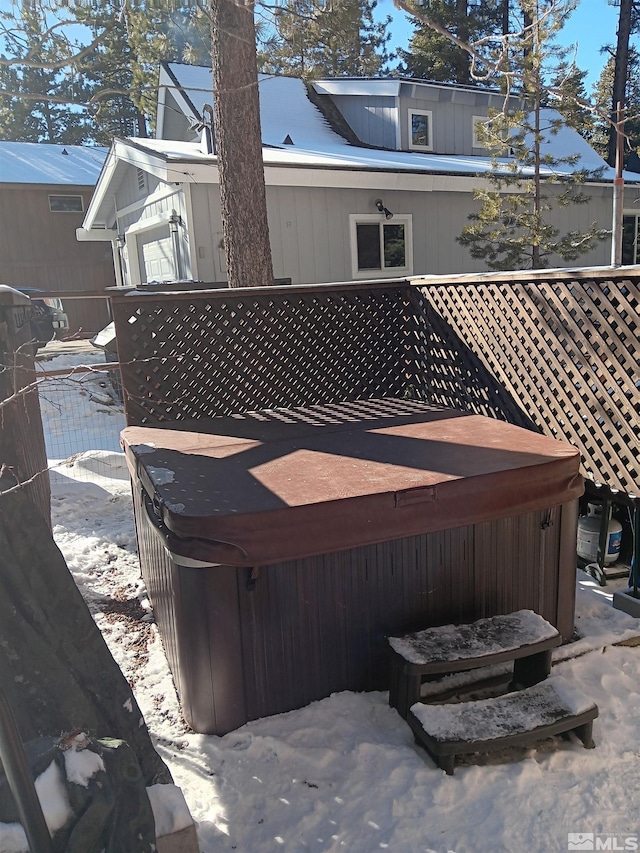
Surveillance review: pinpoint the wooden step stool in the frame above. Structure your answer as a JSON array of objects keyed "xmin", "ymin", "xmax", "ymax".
[
  {"xmin": 407, "ymin": 675, "xmax": 598, "ymax": 775},
  {"xmin": 388, "ymin": 610, "xmax": 562, "ymax": 719}
]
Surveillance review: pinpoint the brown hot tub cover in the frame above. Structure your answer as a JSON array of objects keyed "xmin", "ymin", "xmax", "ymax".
[{"xmin": 121, "ymin": 399, "xmax": 583, "ymax": 568}]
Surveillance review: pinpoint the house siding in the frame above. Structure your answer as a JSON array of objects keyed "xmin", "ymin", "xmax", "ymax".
[
  {"xmin": 115, "ymin": 173, "xmax": 191, "ymax": 285},
  {"xmin": 168, "ymin": 180, "xmax": 617, "ymax": 286},
  {"xmin": 329, "ymin": 95, "xmax": 398, "ymax": 149},
  {"xmin": 398, "ymin": 87, "xmax": 525, "ymax": 155},
  {"xmin": 0, "ymin": 184, "xmax": 112, "ymax": 334}
]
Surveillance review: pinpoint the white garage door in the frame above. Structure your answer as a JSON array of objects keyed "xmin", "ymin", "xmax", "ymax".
[{"xmin": 138, "ymin": 226, "xmax": 176, "ymax": 282}]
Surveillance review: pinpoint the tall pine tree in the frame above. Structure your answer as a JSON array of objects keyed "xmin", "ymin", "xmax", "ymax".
[
  {"xmin": 0, "ymin": 3, "xmax": 94, "ymax": 143},
  {"xmin": 454, "ymin": 0, "xmax": 608, "ymax": 269},
  {"xmin": 258, "ymin": 0, "xmax": 393, "ymax": 78},
  {"xmin": 398, "ymin": 0, "xmax": 508, "ymax": 85},
  {"xmin": 591, "ymin": 50, "xmax": 640, "ymax": 167},
  {"xmin": 0, "ymin": 1, "xmax": 212, "ymax": 144}
]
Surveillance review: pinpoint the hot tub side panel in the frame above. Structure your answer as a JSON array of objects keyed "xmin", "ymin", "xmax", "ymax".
[
  {"xmin": 133, "ymin": 487, "xmax": 248, "ymax": 734},
  {"xmin": 133, "ymin": 485, "xmax": 577, "ymax": 735}
]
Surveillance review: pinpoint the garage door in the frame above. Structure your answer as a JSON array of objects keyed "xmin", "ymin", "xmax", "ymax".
[{"xmin": 138, "ymin": 226, "xmax": 176, "ymax": 282}]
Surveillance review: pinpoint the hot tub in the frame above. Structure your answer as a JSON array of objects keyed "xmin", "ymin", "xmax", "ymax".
[{"xmin": 122, "ymin": 398, "xmax": 583, "ymax": 734}]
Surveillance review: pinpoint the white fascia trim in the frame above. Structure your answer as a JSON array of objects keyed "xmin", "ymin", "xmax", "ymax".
[
  {"xmin": 82, "ymin": 146, "xmax": 118, "ymax": 230},
  {"xmin": 114, "ymin": 140, "xmax": 175, "ymax": 182},
  {"xmin": 116, "ymin": 185, "xmax": 182, "ymax": 220},
  {"xmin": 76, "ymin": 227, "xmax": 117, "ymax": 242},
  {"xmin": 156, "ymin": 84, "xmax": 167, "ymax": 140},
  {"xmin": 125, "ymin": 211, "xmax": 174, "ymax": 236},
  {"xmin": 177, "ymin": 162, "xmax": 489, "ymax": 193}
]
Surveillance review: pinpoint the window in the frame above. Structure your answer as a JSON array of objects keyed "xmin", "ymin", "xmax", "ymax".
[
  {"xmin": 472, "ymin": 115, "xmax": 488, "ymax": 148},
  {"xmin": 408, "ymin": 110, "xmax": 433, "ymax": 151},
  {"xmin": 48, "ymin": 194, "xmax": 84, "ymax": 213},
  {"xmin": 349, "ymin": 214, "xmax": 413, "ymax": 278},
  {"xmin": 622, "ymin": 214, "xmax": 640, "ymax": 264}
]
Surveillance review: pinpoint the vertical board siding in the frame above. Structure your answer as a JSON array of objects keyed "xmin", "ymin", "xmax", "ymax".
[
  {"xmin": 133, "ymin": 499, "xmax": 574, "ymax": 734},
  {"xmin": 332, "ymin": 95, "xmax": 398, "ymax": 148},
  {"xmin": 0, "ymin": 186, "xmax": 113, "ymax": 334}
]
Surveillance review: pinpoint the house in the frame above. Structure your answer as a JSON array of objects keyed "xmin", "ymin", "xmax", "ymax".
[
  {"xmin": 78, "ymin": 63, "xmax": 640, "ymax": 288},
  {"xmin": 0, "ymin": 141, "xmax": 113, "ymax": 335}
]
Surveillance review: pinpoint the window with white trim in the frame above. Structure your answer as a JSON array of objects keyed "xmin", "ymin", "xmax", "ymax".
[
  {"xmin": 349, "ymin": 214, "xmax": 413, "ymax": 278},
  {"xmin": 408, "ymin": 110, "xmax": 433, "ymax": 151},
  {"xmin": 472, "ymin": 115, "xmax": 488, "ymax": 148}
]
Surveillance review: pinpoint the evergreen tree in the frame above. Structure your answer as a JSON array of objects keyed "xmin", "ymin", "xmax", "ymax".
[
  {"xmin": 549, "ymin": 60, "xmax": 593, "ymax": 135},
  {"xmin": 398, "ymin": 0, "xmax": 508, "ymax": 85},
  {"xmin": 0, "ymin": 3, "xmax": 93, "ymax": 143},
  {"xmin": 0, "ymin": 1, "xmax": 212, "ymax": 144},
  {"xmin": 591, "ymin": 49, "xmax": 640, "ymax": 168},
  {"xmin": 456, "ymin": 1, "xmax": 608, "ymax": 269},
  {"xmin": 258, "ymin": 0, "xmax": 393, "ymax": 79}
]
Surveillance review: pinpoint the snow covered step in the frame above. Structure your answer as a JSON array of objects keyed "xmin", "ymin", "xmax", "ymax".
[
  {"xmin": 407, "ymin": 675, "xmax": 598, "ymax": 775},
  {"xmin": 388, "ymin": 610, "xmax": 561, "ymax": 718}
]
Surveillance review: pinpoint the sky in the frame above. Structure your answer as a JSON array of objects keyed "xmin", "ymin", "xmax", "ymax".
[
  {"xmin": 379, "ymin": 0, "xmax": 620, "ymax": 90},
  {"xmin": 5, "ymin": 348, "xmax": 640, "ymax": 853}
]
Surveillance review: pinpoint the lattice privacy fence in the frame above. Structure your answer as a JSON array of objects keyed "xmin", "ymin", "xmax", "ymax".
[
  {"xmin": 416, "ymin": 268, "xmax": 639, "ymax": 499},
  {"xmin": 110, "ymin": 270, "xmax": 639, "ymax": 500},
  {"xmin": 110, "ymin": 282, "xmax": 431, "ymax": 426}
]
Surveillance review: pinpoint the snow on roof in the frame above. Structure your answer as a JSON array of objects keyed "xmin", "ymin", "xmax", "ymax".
[
  {"xmin": 164, "ymin": 63, "xmax": 347, "ymax": 148},
  {"xmin": 527, "ymin": 109, "xmax": 611, "ymax": 175},
  {"xmin": 159, "ymin": 65, "xmax": 624, "ymax": 181},
  {"xmin": 0, "ymin": 141, "xmax": 108, "ymax": 185},
  {"xmin": 312, "ymin": 79, "xmax": 402, "ymax": 97},
  {"xmin": 122, "ymin": 132, "xmax": 624, "ymax": 182}
]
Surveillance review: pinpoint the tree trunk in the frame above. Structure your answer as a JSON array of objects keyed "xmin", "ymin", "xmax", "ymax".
[
  {"xmin": 210, "ymin": 0, "xmax": 274, "ymax": 288},
  {"xmin": 608, "ymin": 0, "xmax": 632, "ymax": 166},
  {"xmin": 0, "ymin": 477, "xmax": 172, "ymax": 788}
]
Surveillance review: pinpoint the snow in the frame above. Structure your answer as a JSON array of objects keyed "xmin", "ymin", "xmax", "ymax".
[
  {"xmin": 389, "ymin": 609, "xmax": 560, "ymax": 665},
  {"xmin": 1, "ymin": 762, "xmax": 72, "ymax": 853},
  {"xmin": 62, "ymin": 733, "xmax": 106, "ymax": 787},
  {"xmin": 5, "ymin": 350, "xmax": 640, "ymax": 852},
  {"xmin": 410, "ymin": 676, "xmax": 596, "ymax": 743},
  {"xmin": 127, "ymin": 131, "xmax": 626, "ymax": 182},
  {"xmin": 0, "ymin": 141, "xmax": 107, "ymax": 185},
  {"xmin": 147, "ymin": 784, "xmax": 194, "ymax": 836},
  {"xmin": 153, "ymin": 65, "xmax": 631, "ymax": 183}
]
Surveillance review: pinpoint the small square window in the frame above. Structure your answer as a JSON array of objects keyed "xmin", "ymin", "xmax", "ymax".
[
  {"xmin": 49, "ymin": 194, "xmax": 84, "ymax": 213},
  {"xmin": 350, "ymin": 214, "xmax": 413, "ymax": 278},
  {"xmin": 408, "ymin": 110, "xmax": 433, "ymax": 151}
]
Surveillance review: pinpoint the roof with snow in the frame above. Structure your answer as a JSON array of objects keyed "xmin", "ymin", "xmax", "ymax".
[
  {"xmin": 111, "ymin": 118, "xmax": 630, "ymax": 183},
  {"xmin": 161, "ymin": 63, "xmax": 346, "ymax": 150},
  {"xmin": 158, "ymin": 64, "xmax": 625, "ymax": 180},
  {"xmin": 0, "ymin": 141, "xmax": 108, "ymax": 185}
]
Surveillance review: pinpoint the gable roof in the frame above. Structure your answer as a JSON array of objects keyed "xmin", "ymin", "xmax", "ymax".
[{"xmin": 0, "ymin": 141, "xmax": 108, "ymax": 185}]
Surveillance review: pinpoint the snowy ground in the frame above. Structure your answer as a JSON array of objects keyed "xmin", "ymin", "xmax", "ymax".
[{"xmin": 19, "ymin": 353, "xmax": 640, "ymax": 852}]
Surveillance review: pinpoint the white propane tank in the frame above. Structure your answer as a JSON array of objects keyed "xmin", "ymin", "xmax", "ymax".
[{"xmin": 577, "ymin": 502, "xmax": 623, "ymax": 565}]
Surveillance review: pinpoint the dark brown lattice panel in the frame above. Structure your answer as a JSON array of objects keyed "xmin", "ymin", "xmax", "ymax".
[
  {"xmin": 419, "ymin": 269, "xmax": 639, "ymax": 498},
  {"xmin": 110, "ymin": 282, "xmax": 430, "ymax": 426}
]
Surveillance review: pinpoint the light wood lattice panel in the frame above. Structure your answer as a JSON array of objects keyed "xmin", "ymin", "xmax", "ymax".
[
  {"xmin": 419, "ymin": 270, "xmax": 639, "ymax": 498},
  {"xmin": 111, "ymin": 282, "xmax": 430, "ymax": 427}
]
